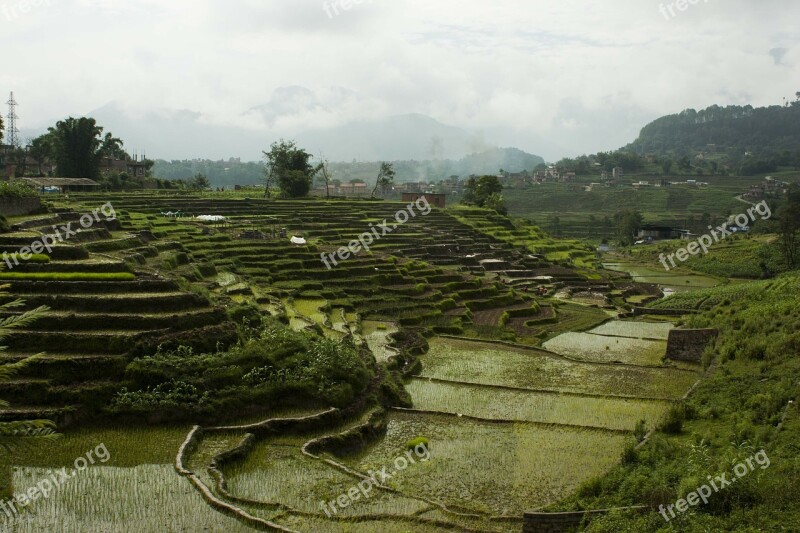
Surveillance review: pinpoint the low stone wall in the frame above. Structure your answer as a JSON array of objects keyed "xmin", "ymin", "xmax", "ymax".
[
  {"xmin": 523, "ymin": 507, "xmax": 649, "ymax": 532},
  {"xmin": 666, "ymin": 329, "xmax": 719, "ymax": 362},
  {"xmin": 632, "ymin": 306, "xmax": 694, "ymax": 316},
  {"xmin": 0, "ymin": 196, "xmax": 41, "ymax": 217}
]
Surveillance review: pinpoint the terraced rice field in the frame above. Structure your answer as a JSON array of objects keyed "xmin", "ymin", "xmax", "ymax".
[
  {"xmin": 361, "ymin": 321, "xmax": 399, "ymax": 362},
  {"xmin": 345, "ymin": 411, "xmax": 625, "ymax": 515},
  {"xmin": 419, "ymin": 338, "xmax": 698, "ymax": 399},
  {"xmin": 406, "ymin": 379, "xmax": 671, "ymax": 431},
  {"xmin": 2, "ymin": 194, "xmax": 705, "ymax": 531}
]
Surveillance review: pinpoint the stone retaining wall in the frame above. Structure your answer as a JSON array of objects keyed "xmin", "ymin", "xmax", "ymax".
[
  {"xmin": 666, "ymin": 329, "xmax": 719, "ymax": 362},
  {"xmin": 523, "ymin": 507, "xmax": 649, "ymax": 532},
  {"xmin": 632, "ymin": 306, "xmax": 694, "ymax": 316},
  {"xmin": 0, "ymin": 196, "xmax": 41, "ymax": 217}
]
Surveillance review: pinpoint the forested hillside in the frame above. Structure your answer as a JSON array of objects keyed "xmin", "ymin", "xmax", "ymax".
[{"xmin": 627, "ymin": 101, "xmax": 800, "ymax": 162}]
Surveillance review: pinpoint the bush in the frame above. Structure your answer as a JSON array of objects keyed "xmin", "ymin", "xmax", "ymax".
[
  {"xmin": 634, "ymin": 419, "xmax": 647, "ymax": 443},
  {"xmin": 406, "ymin": 436, "xmax": 429, "ymax": 451},
  {"xmin": 661, "ymin": 403, "xmax": 695, "ymax": 434},
  {"xmin": 0, "ymin": 181, "xmax": 38, "ymax": 198}
]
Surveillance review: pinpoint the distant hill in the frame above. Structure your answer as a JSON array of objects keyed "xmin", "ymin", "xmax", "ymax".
[
  {"xmin": 626, "ymin": 102, "xmax": 800, "ymax": 158},
  {"xmin": 153, "ymin": 147, "xmax": 545, "ymax": 188}
]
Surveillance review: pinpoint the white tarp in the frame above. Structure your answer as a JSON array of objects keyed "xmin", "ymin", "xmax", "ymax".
[
  {"xmin": 290, "ymin": 236, "xmax": 307, "ymax": 245},
  {"xmin": 196, "ymin": 215, "xmax": 226, "ymax": 222}
]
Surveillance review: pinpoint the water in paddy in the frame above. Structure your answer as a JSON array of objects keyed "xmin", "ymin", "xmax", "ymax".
[
  {"xmin": 7, "ymin": 318, "xmax": 695, "ymax": 531},
  {"xmin": 603, "ymin": 261, "xmax": 720, "ymax": 293}
]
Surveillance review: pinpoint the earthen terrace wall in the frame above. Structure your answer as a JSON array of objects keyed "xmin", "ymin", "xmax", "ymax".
[{"xmin": 0, "ymin": 196, "xmax": 41, "ymax": 217}]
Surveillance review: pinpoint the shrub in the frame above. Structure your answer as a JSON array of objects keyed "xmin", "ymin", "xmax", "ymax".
[
  {"xmin": 661, "ymin": 403, "xmax": 695, "ymax": 434},
  {"xmin": 406, "ymin": 436, "xmax": 429, "ymax": 451},
  {"xmin": 0, "ymin": 181, "xmax": 38, "ymax": 198},
  {"xmin": 634, "ymin": 419, "xmax": 647, "ymax": 443}
]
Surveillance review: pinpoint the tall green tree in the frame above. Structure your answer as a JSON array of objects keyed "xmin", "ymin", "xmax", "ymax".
[
  {"xmin": 27, "ymin": 134, "xmax": 53, "ymax": 176},
  {"xmin": 778, "ymin": 188, "xmax": 800, "ymax": 268},
  {"xmin": 316, "ymin": 159, "xmax": 332, "ymax": 198},
  {"xmin": 47, "ymin": 117, "xmax": 123, "ymax": 179},
  {"xmin": 371, "ymin": 162, "xmax": 395, "ymax": 199},
  {"xmin": 262, "ymin": 140, "xmax": 316, "ymax": 198},
  {"xmin": 614, "ymin": 209, "xmax": 644, "ymax": 246},
  {"xmin": 188, "ymin": 173, "xmax": 211, "ymax": 190},
  {"xmin": 462, "ymin": 175, "xmax": 504, "ymax": 211}
]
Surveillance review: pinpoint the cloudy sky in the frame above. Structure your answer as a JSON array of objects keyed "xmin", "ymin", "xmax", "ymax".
[{"xmin": 2, "ymin": 0, "xmax": 799, "ymax": 161}]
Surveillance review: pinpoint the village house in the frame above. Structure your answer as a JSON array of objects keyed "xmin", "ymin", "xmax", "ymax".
[
  {"xmin": 401, "ymin": 192, "xmax": 446, "ymax": 208},
  {"xmin": 99, "ymin": 155, "xmax": 149, "ymax": 178}
]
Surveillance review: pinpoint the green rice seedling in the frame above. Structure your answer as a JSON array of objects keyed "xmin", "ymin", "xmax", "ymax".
[
  {"xmin": 345, "ymin": 411, "xmax": 626, "ymax": 515},
  {"xmin": 406, "ymin": 379, "xmax": 670, "ymax": 431},
  {"xmin": 543, "ymin": 332, "xmax": 667, "ymax": 366},
  {"xmin": 420, "ymin": 338, "xmax": 698, "ymax": 399},
  {"xmin": 588, "ymin": 321, "xmax": 674, "ymax": 340}
]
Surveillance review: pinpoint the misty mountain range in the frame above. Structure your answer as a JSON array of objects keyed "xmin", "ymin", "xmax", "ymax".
[{"xmin": 17, "ymin": 85, "xmax": 567, "ymax": 163}]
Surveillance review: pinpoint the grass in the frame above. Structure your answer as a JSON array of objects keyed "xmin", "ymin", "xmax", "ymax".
[
  {"xmin": 1, "ymin": 254, "xmax": 50, "ymax": 264},
  {"xmin": 551, "ymin": 271, "xmax": 800, "ymax": 530}
]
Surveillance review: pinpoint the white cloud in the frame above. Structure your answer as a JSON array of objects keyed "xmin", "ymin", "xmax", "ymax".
[{"xmin": 2, "ymin": 0, "xmax": 799, "ymax": 159}]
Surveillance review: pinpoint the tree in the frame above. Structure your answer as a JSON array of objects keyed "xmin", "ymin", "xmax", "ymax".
[
  {"xmin": 0, "ymin": 288, "xmax": 59, "ymax": 499},
  {"xmin": 188, "ymin": 173, "xmax": 211, "ymax": 190},
  {"xmin": 484, "ymin": 192, "xmax": 507, "ymax": 215},
  {"xmin": 8, "ymin": 146, "xmax": 28, "ymax": 177},
  {"xmin": 778, "ymin": 188, "xmax": 800, "ymax": 268},
  {"xmin": 549, "ymin": 215, "xmax": 561, "ymax": 237},
  {"xmin": 371, "ymin": 162, "xmax": 395, "ymax": 199},
  {"xmin": 47, "ymin": 117, "xmax": 122, "ymax": 179},
  {"xmin": 280, "ymin": 170, "xmax": 313, "ymax": 198},
  {"xmin": 662, "ymin": 160, "xmax": 673, "ymax": 175},
  {"xmin": 28, "ymin": 134, "xmax": 53, "ymax": 176},
  {"xmin": 614, "ymin": 209, "xmax": 644, "ymax": 246},
  {"xmin": 262, "ymin": 139, "xmax": 316, "ymax": 199},
  {"xmin": 316, "ymin": 159, "xmax": 332, "ymax": 198},
  {"xmin": 462, "ymin": 175, "xmax": 504, "ymax": 210}
]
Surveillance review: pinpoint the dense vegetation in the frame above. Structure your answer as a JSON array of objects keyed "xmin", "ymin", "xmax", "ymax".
[
  {"xmin": 553, "ymin": 272, "xmax": 800, "ymax": 531},
  {"xmin": 627, "ymin": 102, "xmax": 800, "ymax": 164},
  {"xmin": 111, "ymin": 315, "xmax": 374, "ymax": 420},
  {"xmin": 153, "ymin": 147, "xmax": 545, "ymax": 188}
]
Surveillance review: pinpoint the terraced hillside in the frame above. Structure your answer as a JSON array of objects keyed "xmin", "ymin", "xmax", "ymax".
[
  {"xmin": 0, "ymin": 195, "xmax": 603, "ymax": 423},
  {"xmin": 64, "ymin": 195, "xmax": 606, "ymax": 335},
  {"xmin": 1, "ymin": 193, "xmax": 712, "ymax": 532},
  {"xmin": 0, "ymin": 210, "xmax": 232, "ymax": 424}
]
